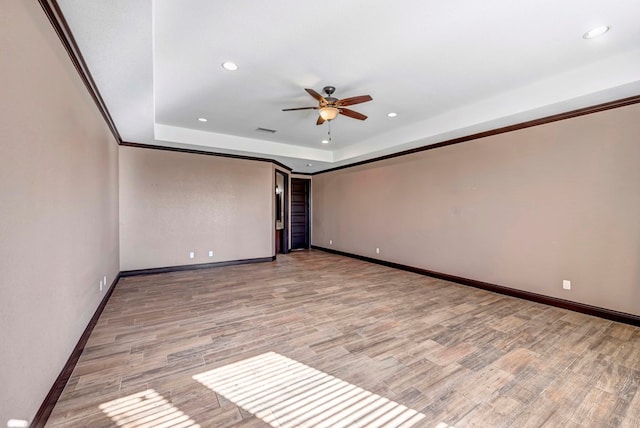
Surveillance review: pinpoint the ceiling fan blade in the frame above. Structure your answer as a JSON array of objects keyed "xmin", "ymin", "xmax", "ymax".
[
  {"xmin": 339, "ymin": 108, "xmax": 368, "ymax": 121},
  {"xmin": 336, "ymin": 95, "xmax": 372, "ymax": 107},
  {"xmin": 305, "ymin": 88, "xmax": 326, "ymax": 103},
  {"xmin": 316, "ymin": 116, "xmax": 326, "ymax": 125},
  {"xmin": 282, "ymin": 107, "xmax": 318, "ymax": 111}
]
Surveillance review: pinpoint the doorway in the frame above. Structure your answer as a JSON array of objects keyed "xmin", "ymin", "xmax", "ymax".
[
  {"xmin": 275, "ymin": 170, "xmax": 289, "ymax": 254},
  {"xmin": 290, "ymin": 178, "xmax": 310, "ymax": 249}
]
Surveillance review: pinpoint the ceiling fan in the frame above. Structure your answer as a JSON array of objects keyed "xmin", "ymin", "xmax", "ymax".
[{"xmin": 282, "ymin": 86, "xmax": 373, "ymax": 125}]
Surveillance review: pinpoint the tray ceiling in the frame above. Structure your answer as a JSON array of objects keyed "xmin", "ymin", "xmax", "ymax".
[{"xmin": 57, "ymin": 0, "xmax": 640, "ymax": 172}]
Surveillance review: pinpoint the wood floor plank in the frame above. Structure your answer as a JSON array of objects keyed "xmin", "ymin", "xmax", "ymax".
[{"xmin": 46, "ymin": 250, "xmax": 640, "ymax": 427}]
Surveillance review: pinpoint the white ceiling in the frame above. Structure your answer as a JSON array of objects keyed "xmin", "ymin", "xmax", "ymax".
[{"xmin": 57, "ymin": 0, "xmax": 640, "ymax": 172}]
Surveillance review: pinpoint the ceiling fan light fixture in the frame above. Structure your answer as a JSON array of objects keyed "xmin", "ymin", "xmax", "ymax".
[{"xmin": 319, "ymin": 107, "xmax": 339, "ymax": 121}]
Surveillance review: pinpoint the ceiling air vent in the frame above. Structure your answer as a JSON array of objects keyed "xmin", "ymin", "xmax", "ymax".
[{"xmin": 256, "ymin": 127, "xmax": 277, "ymax": 134}]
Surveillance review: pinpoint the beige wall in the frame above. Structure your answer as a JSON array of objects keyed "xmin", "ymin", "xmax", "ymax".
[
  {"xmin": 119, "ymin": 147, "xmax": 273, "ymax": 270},
  {"xmin": 0, "ymin": 1, "xmax": 120, "ymax": 423},
  {"xmin": 313, "ymin": 103, "xmax": 640, "ymax": 316}
]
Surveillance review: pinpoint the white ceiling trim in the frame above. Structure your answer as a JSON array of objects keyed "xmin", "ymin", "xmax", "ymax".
[{"xmin": 155, "ymin": 124, "xmax": 334, "ymax": 162}]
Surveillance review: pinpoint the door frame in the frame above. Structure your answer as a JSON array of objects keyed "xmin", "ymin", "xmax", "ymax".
[{"xmin": 275, "ymin": 170, "xmax": 289, "ymax": 254}]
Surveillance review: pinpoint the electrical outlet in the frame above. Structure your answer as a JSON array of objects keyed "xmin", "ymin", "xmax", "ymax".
[
  {"xmin": 189, "ymin": 251, "xmax": 195, "ymax": 259},
  {"xmin": 563, "ymin": 280, "xmax": 571, "ymax": 290},
  {"xmin": 329, "ymin": 239, "xmax": 333, "ymax": 245},
  {"xmin": 376, "ymin": 248, "xmax": 380, "ymax": 254},
  {"xmin": 208, "ymin": 250, "xmax": 213, "ymax": 257},
  {"xmin": 103, "ymin": 275, "xmax": 107, "ymax": 286},
  {"xmin": 99, "ymin": 280, "xmax": 103, "ymax": 291}
]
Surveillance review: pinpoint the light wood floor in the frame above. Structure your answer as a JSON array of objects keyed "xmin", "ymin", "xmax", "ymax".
[{"xmin": 47, "ymin": 250, "xmax": 640, "ymax": 427}]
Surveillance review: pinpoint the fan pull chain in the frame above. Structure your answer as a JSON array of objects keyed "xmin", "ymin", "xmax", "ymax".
[{"xmin": 328, "ymin": 121, "xmax": 332, "ymax": 143}]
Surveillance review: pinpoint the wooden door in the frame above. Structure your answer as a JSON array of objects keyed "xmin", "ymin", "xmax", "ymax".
[{"xmin": 290, "ymin": 178, "xmax": 310, "ymax": 249}]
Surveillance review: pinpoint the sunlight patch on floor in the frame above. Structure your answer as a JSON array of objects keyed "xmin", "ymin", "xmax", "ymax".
[
  {"xmin": 193, "ymin": 351, "xmax": 428, "ymax": 428},
  {"xmin": 99, "ymin": 389, "xmax": 200, "ymax": 428}
]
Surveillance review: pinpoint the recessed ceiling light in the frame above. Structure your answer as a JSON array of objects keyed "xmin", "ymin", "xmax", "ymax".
[
  {"xmin": 197, "ymin": 117, "xmax": 208, "ymax": 122},
  {"xmin": 221, "ymin": 61, "xmax": 239, "ymax": 71},
  {"xmin": 582, "ymin": 25, "xmax": 610, "ymax": 39},
  {"xmin": 387, "ymin": 112, "xmax": 397, "ymax": 118},
  {"xmin": 321, "ymin": 140, "xmax": 329, "ymax": 144},
  {"xmin": 306, "ymin": 163, "xmax": 313, "ymax": 167}
]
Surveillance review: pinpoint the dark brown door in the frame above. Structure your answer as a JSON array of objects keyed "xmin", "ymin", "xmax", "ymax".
[{"xmin": 290, "ymin": 178, "xmax": 310, "ymax": 249}]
